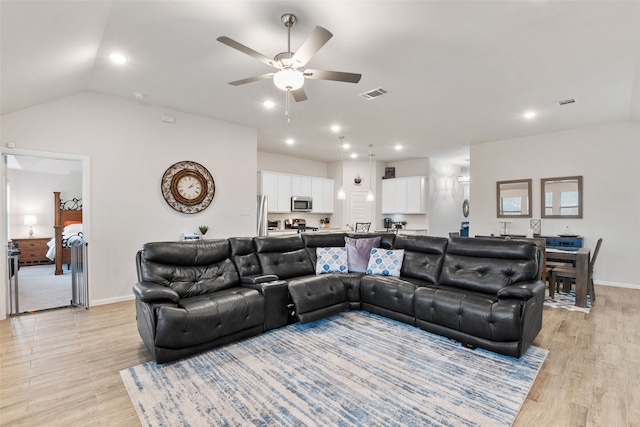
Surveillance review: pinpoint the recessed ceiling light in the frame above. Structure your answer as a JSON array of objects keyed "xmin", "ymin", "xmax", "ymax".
[
  {"xmin": 523, "ymin": 111, "xmax": 536, "ymax": 119},
  {"xmin": 350, "ymin": 153, "xmax": 358, "ymax": 159},
  {"xmin": 394, "ymin": 144, "xmax": 403, "ymax": 151},
  {"xmin": 342, "ymin": 143, "xmax": 350, "ymax": 150},
  {"xmin": 331, "ymin": 125, "xmax": 341, "ymax": 132},
  {"xmin": 133, "ymin": 92, "xmax": 146, "ymax": 99},
  {"xmin": 109, "ymin": 52, "xmax": 129, "ymax": 64},
  {"xmin": 286, "ymin": 138, "xmax": 294, "ymax": 145},
  {"xmin": 263, "ymin": 100, "xmax": 275, "ymax": 109}
]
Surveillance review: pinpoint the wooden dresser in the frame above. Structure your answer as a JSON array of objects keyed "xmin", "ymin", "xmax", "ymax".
[{"xmin": 12, "ymin": 237, "xmax": 52, "ymax": 266}]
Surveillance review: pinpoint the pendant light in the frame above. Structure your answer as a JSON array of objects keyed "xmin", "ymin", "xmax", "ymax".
[
  {"xmin": 366, "ymin": 144, "xmax": 374, "ymax": 202},
  {"xmin": 337, "ymin": 136, "xmax": 346, "ymax": 200}
]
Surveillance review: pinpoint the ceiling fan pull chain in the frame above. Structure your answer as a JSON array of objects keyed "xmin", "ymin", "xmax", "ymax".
[{"xmin": 285, "ymin": 90, "xmax": 291, "ymax": 124}]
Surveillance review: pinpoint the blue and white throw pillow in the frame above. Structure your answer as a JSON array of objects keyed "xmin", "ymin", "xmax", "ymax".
[
  {"xmin": 316, "ymin": 247, "xmax": 349, "ymax": 274},
  {"xmin": 366, "ymin": 249, "xmax": 405, "ymax": 277}
]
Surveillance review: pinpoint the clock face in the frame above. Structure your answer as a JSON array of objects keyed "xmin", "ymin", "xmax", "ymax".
[
  {"xmin": 177, "ymin": 175, "xmax": 201, "ymax": 199},
  {"xmin": 161, "ymin": 161, "xmax": 215, "ymax": 213}
]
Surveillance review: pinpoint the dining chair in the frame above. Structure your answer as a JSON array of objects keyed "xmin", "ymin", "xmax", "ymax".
[
  {"xmin": 355, "ymin": 222, "xmax": 371, "ymax": 233},
  {"xmin": 550, "ymin": 238, "xmax": 602, "ymax": 303}
]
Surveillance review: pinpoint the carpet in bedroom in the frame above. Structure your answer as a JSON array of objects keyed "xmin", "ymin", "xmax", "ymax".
[
  {"xmin": 13, "ymin": 265, "xmax": 71, "ymax": 312},
  {"xmin": 121, "ymin": 311, "xmax": 547, "ymax": 427}
]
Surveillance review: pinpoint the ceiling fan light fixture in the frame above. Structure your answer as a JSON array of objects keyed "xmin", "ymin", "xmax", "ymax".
[{"xmin": 273, "ymin": 68, "xmax": 304, "ymax": 91}]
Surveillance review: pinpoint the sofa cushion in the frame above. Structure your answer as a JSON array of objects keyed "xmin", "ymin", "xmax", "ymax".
[
  {"xmin": 257, "ymin": 248, "xmax": 314, "ymax": 279},
  {"xmin": 288, "ymin": 275, "xmax": 349, "ymax": 323},
  {"xmin": 366, "ymin": 249, "xmax": 404, "ymax": 277},
  {"xmin": 345, "ymin": 236, "xmax": 381, "ymax": 272},
  {"xmin": 439, "ymin": 238, "xmax": 539, "ymax": 295},
  {"xmin": 414, "ymin": 286, "xmax": 522, "ymax": 342},
  {"xmin": 316, "ymin": 247, "xmax": 349, "ymax": 274},
  {"xmin": 139, "ymin": 240, "xmax": 240, "ymax": 298},
  {"xmin": 360, "ymin": 275, "xmax": 416, "ymax": 317},
  {"xmin": 154, "ymin": 287, "xmax": 265, "ymax": 349},
  {"xmin": 393, "ymin": 235, "xmax": 448, "ymax": 284}
]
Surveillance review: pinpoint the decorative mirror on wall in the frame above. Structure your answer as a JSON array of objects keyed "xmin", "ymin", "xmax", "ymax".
[
  {"xmin": 540, "ymin": 175, "xmax": 583, "ymax": 219},
  {"xmin": 497, "ymin": 179, "xmax": 532, "ymax": 218}
]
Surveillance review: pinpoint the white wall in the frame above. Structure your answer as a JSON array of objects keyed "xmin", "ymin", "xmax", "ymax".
[
  {"xmin": 470, "ymin": 121, "xmax": 640, "ymax": 288},
  {"xmin": 8, "ymin": 167, "xmax": 82, "ymax": 239},
  {"xmin": 429, "ymin": 157, "xmax": 468, "ymax": 238},
  {"xmin": 258, "ymin": 151, "xmax": 327, "ymax": 177},
  {"xmin": 0, "ymin": 91, "xmax": 257, "ymax": 311}
]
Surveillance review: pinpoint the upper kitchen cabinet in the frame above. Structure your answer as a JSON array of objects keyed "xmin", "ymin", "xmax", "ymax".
[
  {"xmin": 311, "ymin": 178, "xmax": 334, "ymax": 213},
  {"xmin": 382, "ymin": 176, "xmax": 427, "ymax": 214},
  {"xmin": 258, "ymin": 171, "xmax": 292, "ymax": 213},
  {"xmin": 258, "ymin": 172, "xmax": 333, "ymax": 214},
  {"xmin": 291, "ymin": 176, "xmax": 312, "ymax": 197}
]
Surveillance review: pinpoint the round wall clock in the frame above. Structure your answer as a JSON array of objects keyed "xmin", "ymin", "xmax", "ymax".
[
  {"xmin": 161, "ymin": 161, "xmax": 215, "ymax": 213},
  {"xmin": 462, "ymin": 199, "xmax": 470, "ymax": 218}
]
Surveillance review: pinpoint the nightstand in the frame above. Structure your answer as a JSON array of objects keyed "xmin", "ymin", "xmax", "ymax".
[{"xmin": 11, "ymin": 237, "xmax": 53, "ymax": 266}]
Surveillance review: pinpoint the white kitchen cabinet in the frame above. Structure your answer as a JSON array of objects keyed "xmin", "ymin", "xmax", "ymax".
[
  {"xmin": 291, "ymin": 176, "xmax": 312, "ymax": 197},
  {"xmin": 311, "ymin": 177, "xmax": 334, "ymax": 213},
  {"xmin": 381, "ymin": 176, "xmax": 426, "ymax": 214},
  {"xmin": 405, "ymin": 176, "xmax": 427, "ymax": 213},
  {"xmin": 276, "ymin": 174, "xmax": 292, "ymax": 212},
  {"xmin": 258, "ymin": 172, "xmax": 292, "ymax": 213}
]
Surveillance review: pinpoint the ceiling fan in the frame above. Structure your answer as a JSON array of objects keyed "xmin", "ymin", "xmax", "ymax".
[{"xmin": 217, "ymin": 13, "xmax": 362, "ymax": 105}]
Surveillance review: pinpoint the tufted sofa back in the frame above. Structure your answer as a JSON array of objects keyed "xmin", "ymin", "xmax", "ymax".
[
  {"xmin": 254, "ymin": 234, "xmax": 315, "ymax": 279},
  {"xmin": 439, "ymin": 238, "xmax": 540, "ymax": 295},
  {"xmin": 137, "ymin": 240, "xmax": 240, "ymax": 299},
  {"xmin": 301, "ymin": 233, "xmax": 348, "ymax": 265},
  {"xmin": 394, "ymin": 235, "xmax": 449, "ymax": 285},
  {"xmin": 229, "ymin": 237, "xmax": 261, "ymax": 278}
]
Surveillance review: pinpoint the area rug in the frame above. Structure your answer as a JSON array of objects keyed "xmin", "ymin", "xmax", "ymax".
[
  {"xmin": 121, "ymin": 311, "xmax": 547, "ymax": 427},
  {"xmin": 544, "ymin": 289, "xmax": 591, "ymax": 314}
]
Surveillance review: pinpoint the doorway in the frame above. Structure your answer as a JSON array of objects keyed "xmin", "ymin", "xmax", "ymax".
[
  {"xmin": 2, "ymin": 150, "xmax": 89, "ymax": 316},
  {"xmin": 348, "ymin": 190, "xmax": 373, "ymax": 230}
]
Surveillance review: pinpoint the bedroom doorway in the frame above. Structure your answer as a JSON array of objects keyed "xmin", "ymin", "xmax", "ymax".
[{"xmin": 2, "ymin": 150, "xmax": 89, "ymax": 316}]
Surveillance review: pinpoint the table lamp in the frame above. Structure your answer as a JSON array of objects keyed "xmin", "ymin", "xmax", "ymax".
[{"xmin": 24, "ymin": 215, "xmax": 37, "ymax": 237}]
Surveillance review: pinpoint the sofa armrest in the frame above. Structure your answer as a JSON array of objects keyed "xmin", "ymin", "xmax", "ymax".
[
  {"xmin": 241, "ymin": 279, "xmax": 289, "ymax": 331},
  {"xmin": 133, "ymin": 282, "xmax": 180, "ymax": 303},
  {"xmin": 241, "ymin": 274, "xmax": 279, "ymax": 285},
  {"xmin": 497, "ymin": 280, "xmax": 545, "ymax": 299}
]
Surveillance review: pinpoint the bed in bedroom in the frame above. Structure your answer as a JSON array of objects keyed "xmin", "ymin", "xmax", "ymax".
[{"xmin": 47, "ymin": 191, "xmax": 83, "ymax": 275}]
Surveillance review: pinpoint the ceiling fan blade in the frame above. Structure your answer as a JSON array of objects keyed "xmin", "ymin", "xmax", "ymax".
[
  {"xmin": 291, "ymin": 88, "xmax": 308, "ymax": 102},
  {"xmin": 290, "ymin": 26, "xmax": 333, "ymax": 67},
  {"xmin": 228, "ymin": 73, "xmax": 274, "ymax": 86},
  {"xmin": 304, "ymin": 69, "xmax": 362, "ymax": 84},
  {"xmin": 217, "ymin": 36, "xmax": 276, "ymax": 68}
]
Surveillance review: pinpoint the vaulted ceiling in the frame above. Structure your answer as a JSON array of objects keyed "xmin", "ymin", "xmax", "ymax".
[{"xmin": 2, "ymin": 1, "xmax": 639, "ymax": 163}]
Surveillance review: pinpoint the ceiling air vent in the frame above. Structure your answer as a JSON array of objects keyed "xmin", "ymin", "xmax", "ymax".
[
  {"xmin": 360, "ymin": 87, "xmax": 389, "ymax": 100},
  {"xmin": 557, "ymin": 98, "xmax": 576, "ymax": 106}
]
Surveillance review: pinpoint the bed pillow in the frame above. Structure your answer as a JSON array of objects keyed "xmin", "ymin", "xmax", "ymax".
[
  {"xmin": 366, "ymin": 249, "xmax": 405, "ymax": 277},
  {"xmin": 63, "ymin": 223, "xmax": 83, "ymax": 235},
  {"xmin": 315, "ymin": 247, "xmax": 348, "ymax": 274},
  {"xmin": 63, "ymin": 220, "xmax": 82, "ymax": 227},
  {"xmin": 345, "ymin": 236, "xmax": 381, "ymax": 273}
]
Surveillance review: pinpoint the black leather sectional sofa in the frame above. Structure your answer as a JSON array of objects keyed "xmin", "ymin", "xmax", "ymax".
[{"xmin": 133, "ymin": 233, "xmax": 545, "ymax": 363}]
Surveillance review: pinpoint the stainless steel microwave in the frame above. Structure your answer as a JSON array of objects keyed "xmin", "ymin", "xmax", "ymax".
[{"xmin": 291, "ymin": 196, "xmax": 313, "ymax": 212}]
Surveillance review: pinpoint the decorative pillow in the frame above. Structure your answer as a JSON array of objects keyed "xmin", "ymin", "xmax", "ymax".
[
  {"xmin": 345, "ymin": 236, "xmax": 381, "ymax": 273},
  {"xmin": 316, "ymin": 247, "xmax": 348, "ymax": 274},
  {"xmin": 366, "ymin": 249, "xmax": 405, "ymax": 277}
]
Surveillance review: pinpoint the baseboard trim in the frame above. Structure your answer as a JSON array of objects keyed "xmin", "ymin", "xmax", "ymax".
[
  {"xmin": 91, "ymin": 294, "xmax": 135, "ymax": 306},
  {"xmin": 596, "ymin": 281, "xmax": 640, "ymax": 290}
]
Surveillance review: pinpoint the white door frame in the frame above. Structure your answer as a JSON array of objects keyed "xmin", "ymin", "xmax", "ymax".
[{"xmin": 0, "ymin": 148, "xmax": 91, "ymax": 319}]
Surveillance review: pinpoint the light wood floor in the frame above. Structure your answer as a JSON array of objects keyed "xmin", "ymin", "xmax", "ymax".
[{"xmin": 1, "ymin": 285, "xmax": 639, "ymax": 426}]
